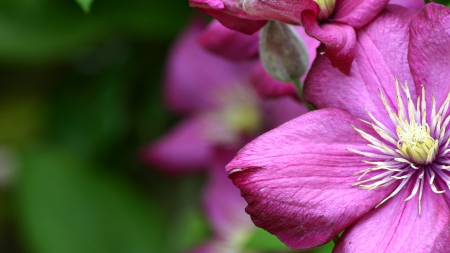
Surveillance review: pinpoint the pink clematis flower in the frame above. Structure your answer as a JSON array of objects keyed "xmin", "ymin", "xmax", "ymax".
[
  {"xmin": 142, "ymin": 18, "xmax": 309, "ymax": 252},
  {"xmin": 226, "ymin": 4, "xmax": 450, "ymax": 252},
  {"xmin": 198, "ymin": 20, "xmax": 320, "ymax": 98},
  {"xmin": 189, "ymin": 0, "xmax": 423, "ymax": 74}
]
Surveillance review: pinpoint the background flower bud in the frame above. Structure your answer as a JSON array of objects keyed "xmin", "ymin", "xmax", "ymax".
[{"xmin": 259, "ymin": 21, "xmax": 309, "ymax": 82}]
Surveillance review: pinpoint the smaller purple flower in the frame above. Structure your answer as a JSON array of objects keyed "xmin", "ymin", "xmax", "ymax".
[
  {"xmin": 142, "ymin": 18, "xmax": 309, "ymax": 252},
  {"xmin": 226, "ymin": 4, "xmax": 450, "ymax": 252}
]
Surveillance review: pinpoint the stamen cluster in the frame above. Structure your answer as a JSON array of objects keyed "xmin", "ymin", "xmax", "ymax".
[{"xmin": 348, "ymin": 80, "xmax": 450, "ymax": 214}]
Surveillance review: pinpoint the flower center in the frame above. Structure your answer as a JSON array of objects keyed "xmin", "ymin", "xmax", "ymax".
[
  {"xmin": 348, "ymin": 79, "xmax": 450, "ymax": 214},
  {"xmin": 396, "ymin": 122, "xmax": 438, "ymax": 165},
  {"xmin": 313, "ymin": 0, "xmax": 336, "ymax": 21},
  {"xmin": 204, "ymin": 85, "xmax": 262, "ymax": 145}
]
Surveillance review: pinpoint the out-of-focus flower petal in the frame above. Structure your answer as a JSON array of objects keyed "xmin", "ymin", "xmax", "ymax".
[
  {"xmin": 141, "ymin": 117, "xmax": 212, "ymax": 174},
  {"xmin": 334, "ymin": 181, "xmax": 450, "ymax": 253},
  {"xmin": 237, "ymin": 0, "xmax": 319, "ymax": 25},
  {"xmin": 197, "ymin": 20, "xmax": 260, "ymax": 60},
  {"xmin": 262, "ymin": 96, "xmax": 308, "ymax": 129},
  {"xmin": 302, "ymin": 13, "xmax": 356, "ymax": 75},
  {"xmin": 408, "ymin": 3, "xmax": 450, "ymax": 108},
  {"xmin": 226, "ymin": 109, "xmax": 397, "ymax": 249},
  {"xmin": 304, "ymin": 5, "xmax": 416, "ymax": 123},
  {"xmin": 189, "ymin": 0, "xmax": 267, "ymax": 34},
  {"xmin": 164, "ymin": 19, "xmax": 255, "ymax": 114},
  {"xmin": 203, "ymin": 149, "xmax": 253, "ymax": 237},
  {"xmin": 389, "ymin": 0, "xmax": 423, "ymax": 10},
  {"xmin": 333, "ymin": 0, "xmax": 389, "ymax": 28},
  {"xmin": 250, "ymin": 62, "xmax": 298, "ymax": 98}
]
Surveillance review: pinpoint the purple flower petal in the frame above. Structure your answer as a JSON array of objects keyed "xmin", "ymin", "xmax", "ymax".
[
  {"xmin": 189, "ymin": 0, "xmax": 267, "ymax": 34},
  {"xmin": 301, "ymin": 12, "xmax": 356, "ymax": 75},
  {"xmin": 334, "ymin": 180, "xmax": 450, "ymax": 253},
  {"xmin": 250, "ymin": 62, "xmax": 298, "ymax": 98},
  {"xmin": 262, "ymin": 96, "xmax": 308, "ymax": 129},
  {"xmin": 203, "ymin": 149, "xmax": 253, "ymax": 237},
  {"xmin": 333, "ymin": 0, "xmax": 389, "ymax": 28},
  {"xmin": 408, "ymin": 3, "xmax": 450, "ymax": 109},
  {"xmin": 304, "ymin": 5, "xmax": 416, "ymax": 124},
  {"xmin": 236, "ymin": 0, "xmax": 319, "ymax": 25},
  {"xmin": 164, "ymin": 19, "xmax": 255, "ymax": 114},
  {"xmin": 389, "ymin": 0, "xmax": 423, "ymax": 10},
  {"xmin": 197, "ymin": 20, "xmax": 260, "ymax": 60},
  {"xmin": 226, "ymin": 109, "xmax": 397, "ymax": 249},
  {"xmin": 141, "ymin": 117, "xmax": 212, "ymax": 174}
]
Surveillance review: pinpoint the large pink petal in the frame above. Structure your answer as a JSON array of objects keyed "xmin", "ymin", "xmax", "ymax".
[
  {"xmin": 237, "ymin": 0, "xmax": 319, "ymax": 25},
  {"xmin": 408, "ymin": 4, "xmax": 450, "ymax": 110},
  {"xmin": 203, "ymin": 149, "xmax": 253, "ymax": 237},
  {"xmin": 302, "ymin": 12, "xmax": 356, "ymax": 75},
  {"xmin": 389, "ymin": 0, "xmax": 423, "ymax": 10},
  {"xmin": 304, "ymin": 5, "xmax": 416, "ymax": 126},
  {"xmin": 226, "ymin": 108, "xmax": 397, "ymax": 249},
  {"xmin": 197, "ymin": 20, "xmax": 260, "ymax": 60},
  {"xmin": 164, "ymin": 19, "xmax": 256, "ymax": 114},
  {"xmin": 141, "ymin": 117, "xmax": 212, "ymax": 174},
  {"xmin": 333, "ymin": 0, "xmax": 389, "ymax": 28},
  {"xmin": 334, "ymin": 179, "xmax": 450, "ymax": 253},
  {"xmin": 262, "ymin": 96, "xmax": 308, "ymax": 130}
]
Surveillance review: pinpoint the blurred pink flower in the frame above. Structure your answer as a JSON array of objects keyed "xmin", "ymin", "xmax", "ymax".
[
  {"xmin": 142, "ymin": 19, "xmax": 308, "ymax": 173},
  {"xmin": 189, "ymin": 0, "xmax": 423, "ymax": 74},
  {"xmin": 142, "ymin": 19, "xmax": 308, "ymax": 251},
  {"xmin": 226, "ymin": 4, "xmax": 450, "ymax": 252}
]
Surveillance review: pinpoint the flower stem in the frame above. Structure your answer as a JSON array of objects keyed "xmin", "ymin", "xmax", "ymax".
[{"xmin": 293, "ymin": 79, "xmax": 315, "ymax": 111}]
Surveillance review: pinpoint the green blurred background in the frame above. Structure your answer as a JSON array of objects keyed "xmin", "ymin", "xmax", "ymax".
[
  {"xmin": 0, "ymin": 0, "xmax": 200, "ymax": 252},
  {"xmin": 0, "ymin": 0, "xmax": 338, "ymax": 252}
]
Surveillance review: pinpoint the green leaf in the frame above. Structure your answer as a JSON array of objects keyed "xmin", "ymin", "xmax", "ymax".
[
  {"xmin": 245, "ymin": 227, "xmax": 294, "ymax": 251},
  {"xmin": 51, "ymin": 66, "xmax": 129, "ymax": 157},
  {"xmin": 16, "ymin": 145, "xmax": 166, "ymax": 253},
  {"xmin": 0, "ymin": 96, "xmax": 46, "ymax": 146},
  {"xmin": 161, "ymin": 175, "xmax": 210, "ymax": 253},
  {"xmin": 75, "ymin": 0, "xmax": 93, "ymax": 13},
  {"xmin": 245, "ymin": 226, "xmax": 335, "ymax": 253},
  {"xmin": 311, "ymin": 241, "xmax": 334, "ymax": 253}
]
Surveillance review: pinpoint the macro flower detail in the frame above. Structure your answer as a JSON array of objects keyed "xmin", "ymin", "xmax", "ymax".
[
  {"xmin": 314, "ymin": 0, "xmax": 336, "ymax": 21},
  {"xmin": 226, "ymin": 4, "xmax": 450, "ymax": 252},
  {"xmin": 349, "ymin": 80, "xmax": 449, "ymax": 214}
]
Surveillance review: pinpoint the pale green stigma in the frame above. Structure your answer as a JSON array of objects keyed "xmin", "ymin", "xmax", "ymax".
[
  {"xmin": 396, "ymin": 122, "xmax": 438, "ymax": 165},
  {"xmin": 204, "ymin": 85, "xmax": 262, "ymax": 145}
]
